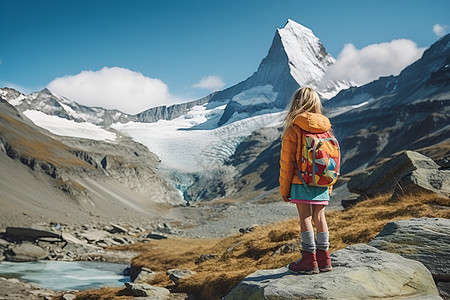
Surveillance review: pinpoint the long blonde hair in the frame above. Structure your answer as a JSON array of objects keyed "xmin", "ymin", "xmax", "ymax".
[{"xmin": 282, "ymin": 87, "xmax": 322, "ymax": 137}]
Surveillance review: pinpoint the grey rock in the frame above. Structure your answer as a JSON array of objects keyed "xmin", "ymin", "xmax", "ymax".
[
  {"xmin": 133, "ymin": 267, "xmax": 157, "ymax": 283},
  {"xmin": 146, "ymin": 233, "xmax": 168, "ymax": 240},
  {"xmin": 167, "ymin": 269, "xmax": 195, "ymax": 285},
  {"xmin": 101, "ymin": 237, "xmax": 121, "ymax": 246},
  {"xmin": 368, "ymin": 217, "xmax": 450, "ymax": 281},
  {"xmin": 61, "ymin": 241, "xmax": 102, "ymax": 257},
  {"xmin": 37, "ymin": 237, "xmax": 61, "ymax": 243},
  {"xmin": 113, "ymin": 237, "xmax": 128, "ymax": 244},
  {"xmin": 109, "ymin": 223, "xmax": 128, "ymax": 234},
  {"xmin": 124, "ymin": 282, "xmax": 170, "ymax": 299},
  {"xmin": 0, "ymin": 238, "xmax": 10, "ymax": 247},
  {"xmin": 77, "ymin": 230, "xmax": 108, "ymax": 242},
  {"xmin": 393, "ymin": 165, "xmax": 450, "ymax": 200},
  {"xmin": 5, "ymin": 227, "xmax": 60, "ymax": 241},
  {"xmin": 95, "ymin": 241, "xmax": 109, "ymax": 248},
  {"xmin": 239, "ymin": 226, "xmax": 255, "ymax": 234},
  {"xmin": 195, "ymin": 254, "xmax": 218, "ymax": 264},
  {"xmin": 5, "ymin": 243, "xmax": 49, "ymax": 262},
  {"xmin": 224, "ymin": 244, "xmax": 439, "ymax": 300},
  {"xmin": 61, "ymin": 232, "xmax": 86, "ymax": 245},
  {"xmin": 348, "ymin": 151, "xmax": 450, "ymax": 200},
  {"xmin": 272, "ymin": 242, "xmax": 301, "ymax": 256},
  {"xmin": 60, "ymin": 294, "xmax": 76, "ymax": 300},
  {"xmin": 156, "ymin": 223, "xmax": 172, "ymax": 234}
]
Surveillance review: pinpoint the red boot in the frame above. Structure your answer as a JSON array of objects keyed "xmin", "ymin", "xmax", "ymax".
[
  {"xmin": 288, "ymin": 251, "xmax": 319, "ymax": 275},
  {"xmin": 316, "ymin": 249, "xmax": 332, "ymax": 272}
]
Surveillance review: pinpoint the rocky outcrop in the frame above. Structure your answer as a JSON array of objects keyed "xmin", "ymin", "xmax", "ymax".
[
  {"xmin": 136, "ymin": 95, "xmax": 211, "ymax": 123},
  {"xmin": 347, "ymin": 151, "xmax": 450, "ymax": 203},
  {"xmin": 369, "ymin": 217, "xmax": 450, "ymax": 297},
  {"xmin": 131, "ymin": 267, "xmax": 157, "ymax": 283},
  {"xmin": 5, "ymin": 243, "xmax": 49, "ymax": 262},
  {"xmin": 167, "ymin": 269, "xmax": 195, "ymax": 285},
  {"xmin": 224, "ymin": 244, "xmax": 439, "ymax": 300}
]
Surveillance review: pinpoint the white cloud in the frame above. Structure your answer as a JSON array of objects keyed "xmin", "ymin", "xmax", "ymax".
[
  {"xmin": 433, "ymin": 24, "xmax": 449, "ymax": 37},
  {"xmin": 320, "ymin": 39, "xmax": 426, "ymax": 88},
  {"xmin": 47, "ymin": 66, "xmax": 182, "ymax": 114},
  {"xmin": 192, "ymin": 75, "xmax": 225, "ymax": 91}
]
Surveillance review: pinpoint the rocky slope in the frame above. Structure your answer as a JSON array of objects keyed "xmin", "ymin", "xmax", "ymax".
[{"xmin": 0, "ymin": 98, "xmax": 180, "ymax": 228}]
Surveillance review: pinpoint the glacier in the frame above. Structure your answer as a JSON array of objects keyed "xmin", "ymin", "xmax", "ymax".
[{"xmin": 112, "ymin": 103, "xmax": 285, "ymax": 173}]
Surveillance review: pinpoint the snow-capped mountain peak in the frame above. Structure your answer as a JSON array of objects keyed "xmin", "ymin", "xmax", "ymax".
[{"xmin": 277, "ymin": 19, "xmax": 335, "ymax": 89}]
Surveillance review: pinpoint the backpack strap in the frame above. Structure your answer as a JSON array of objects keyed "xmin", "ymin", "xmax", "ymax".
[
  {"xmin": 295, "ymin": 128, "xmax": 311, "ymax": 193},
  {"xmin": 295, "ymin": 161, "xmax": 311, "ymax": 193}
]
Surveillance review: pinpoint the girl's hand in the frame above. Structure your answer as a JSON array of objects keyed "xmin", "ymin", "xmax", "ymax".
[{"xmin": 282, "ymin": 196, "xmax": 291, "ymax": 202}]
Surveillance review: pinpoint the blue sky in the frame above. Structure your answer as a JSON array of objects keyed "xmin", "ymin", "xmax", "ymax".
[{"xmin": 1, "ymin": 0, "xmax": 449, "ymax": 112}]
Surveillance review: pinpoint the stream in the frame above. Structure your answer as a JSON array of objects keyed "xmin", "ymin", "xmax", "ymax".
[{"xmin": 0, "ymin": 260, "xmax": 129, "ymax": 291}]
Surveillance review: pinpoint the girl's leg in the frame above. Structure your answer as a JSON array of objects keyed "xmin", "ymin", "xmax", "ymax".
[
  {"xmin": 312, "ymin": 205, "xmax": 328, "ymax": 233},
  {"xmin": 312, "ymin": 205, "xmax": 332, "ymax": 271},
  {"xmin": 289, "ymin": 203, "xmax": 319, "ymax": 274},
  {"xmin": 295, "ymin": 203, "xmax": 315, "ymax": 253},
  {"xmin": 296, "ymin": 203, "xmax": 313, "ymax": 232},
  {"xmin": 312, "ymin": 205, "xmax": 329, "ymax": 250}
]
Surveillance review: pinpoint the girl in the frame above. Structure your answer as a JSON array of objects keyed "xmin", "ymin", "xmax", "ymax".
[{"xmin": 279, "ymin": 87, "xmax": 334, "ymax": 275}]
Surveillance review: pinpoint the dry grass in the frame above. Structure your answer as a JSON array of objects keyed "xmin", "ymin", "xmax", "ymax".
[
  {"xmin": 416, "ymin": 139, "xmax": 450, "ymax": 161},
  {"xmin": 71, "ymin": 287, "xmax": 131, "ymax": 300},
  {"xmin": 79, "ymin": 192, "xmax": 449, "ymax": 300}
]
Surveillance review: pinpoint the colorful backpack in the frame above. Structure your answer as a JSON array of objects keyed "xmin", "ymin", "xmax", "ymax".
[{"xmin": 295, "ymin": 130, "xmax": 340, "ymax": 190}]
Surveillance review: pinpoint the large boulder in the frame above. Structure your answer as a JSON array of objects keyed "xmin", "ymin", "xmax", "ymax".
[
  {"xmin": 224, "ymin": 244, "xmax": 439, "ymax": 300},
  {"xmin": 5, "ymin": 243, "xmax": 48, "ymax": 262},
  {"xmin": 4, "ymin": 227, "xmax": 60, "ymax": 242},
  {"xmin": 347, "ymin": 151, "xmax": 450, "ymax": 201},
  {"xmin": 369, "ymin": 217, "xmax": 450, "ymax": 297}
]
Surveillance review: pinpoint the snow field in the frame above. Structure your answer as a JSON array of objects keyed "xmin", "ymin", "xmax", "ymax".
[{"xmin": 23, "ymin": 110, "xmax": 117, "ymax": 141}]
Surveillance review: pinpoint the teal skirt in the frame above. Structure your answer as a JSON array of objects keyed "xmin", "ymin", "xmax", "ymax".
[{"xmin": 290, "ymin": 184, "xmax": 329, "ymax": 205}]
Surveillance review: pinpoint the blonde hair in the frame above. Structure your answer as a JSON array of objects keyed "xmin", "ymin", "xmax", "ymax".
[{"xmin": 282, "ymin": 87, "xmax": 322, "ymax": 137}]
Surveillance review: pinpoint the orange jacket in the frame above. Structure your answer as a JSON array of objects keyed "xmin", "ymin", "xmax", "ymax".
[{"xmin": 279, "ymin": 112, "xmax": 332, "ymax": 197}]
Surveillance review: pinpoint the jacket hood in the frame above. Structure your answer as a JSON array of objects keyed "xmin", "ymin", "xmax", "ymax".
[{"xmin": 293, "ymin": 112, "xmax": 331, "ymax": 133}]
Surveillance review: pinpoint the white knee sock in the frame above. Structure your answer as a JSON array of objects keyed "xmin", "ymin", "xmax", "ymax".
[
  {"xmin": 316, "ymin": 231, "xmax": 329, "ymax": 251},
  {"xmin": 301, "ymin": 231, "xmax": 316, "ymax": 253}
]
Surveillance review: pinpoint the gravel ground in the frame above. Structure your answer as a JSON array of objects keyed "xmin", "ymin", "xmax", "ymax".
[{"xmin": 159, "ymin": 190, "xmax": 344, "ymax": 238}]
